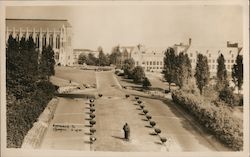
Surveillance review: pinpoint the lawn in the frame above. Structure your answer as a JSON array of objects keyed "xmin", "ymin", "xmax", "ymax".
[{"xmin": 54, "ymin": 66, "xmax": 96, "ymax": 87}]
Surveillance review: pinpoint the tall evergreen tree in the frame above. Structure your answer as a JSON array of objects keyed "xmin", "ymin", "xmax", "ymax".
[
  {"xmin": 6, "ymin": 35, "xmax": 21, "ymax": 90},
  {"xmin": 232, "ymin": 54, "xmax": 243, "ymax": 94},
  {"xmin": 26, "ymin": 36, "xmax": 39, "ymax": 82},
  {"xmin": 109, "ymin": 46, "xmax": 122, "ymax": 66},
  {"xmin": 194, "ymin": 53, "xmax": 210, "ymax": 95},
  {"xmin": 163, "ymin": 47, "xmax": 177, "ymax": 91},
  {"xmin": 216, "ymin": 54, "xmax": 228, "ymax": 90},
  {"xmin": 97, "ymin": 47, "xmax": 109, "ymax": 66},
  {"xmin": 39, "ymin": 46, "xmax": 55, "ymax": 80},
  {"xmin": 175, "ymin": 52, "xmax": 192, "ymax": 89}
]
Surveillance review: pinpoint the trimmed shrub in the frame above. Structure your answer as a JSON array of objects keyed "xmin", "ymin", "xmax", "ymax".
[
  {"xmin": 90, "ymin": 114, "xmax": 95, "ymax": 119},
  {"xmin": 160, "ymin": 137, "xmax": 167, "ymax": 144},
  {"xmin": 137, "ymin": 100, "xmax": 142, "ymax": 104},
  {"xmin": 98, "ymin": 94, "xmax": 103, "ymax": 97},
  {"xmin": 154, "ymin": 128, "xmax": 161, "ymax": 135},
  {"xmin": 172, "ymin": 90, "xmax": 243, "ymax": 151},
  {"xmin": 125, "ymin": 94, "xmax": 130, "ymax": 98},
  {"xmin": 143, "ymin": 109, "xmax": 148, "ymax": 115},
  {"xmin": 149, "ymin": 121, "xmax": 156, "ymax": 127},
  {"xmin": 90, "ymin": 128, "xmax": 96, "ymax": 134},
  {"xmin": 135, "ymin": 96, "xmax": 139, "ymax": 100},
  {"xmin": 90, "ymin": 108, "xmax": 95, "ymax": 113},
  {"xmin": 140, "ymin": 104, "xmax": 145, "ymax": 109},
  {"xmin": 146, "ymin": 115, "xmax": 152, "ymax": 120},
  {"xmin": 89, "ymin": 120, "xmax": 96, "ymax": 126},
  {"xmin": 89, "ymin": 103, "xmax": 95, "ymax": 107}
]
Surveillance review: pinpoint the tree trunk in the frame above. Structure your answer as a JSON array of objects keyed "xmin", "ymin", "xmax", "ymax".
[{"xmin": 169, "ymin": 83, "xmax": 171, "ymax": 91}]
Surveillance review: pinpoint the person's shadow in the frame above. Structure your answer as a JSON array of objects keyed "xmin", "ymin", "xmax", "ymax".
[{"xmin": 111, "ymin": 135, "xmax": 125, "ymax": 140}]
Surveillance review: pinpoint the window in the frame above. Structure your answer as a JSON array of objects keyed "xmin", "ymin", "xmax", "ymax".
[
  {"xmin": 150, "ymin": 61, "xmax": 152, "ymax": 65},
  {"xmin": 42, "ymin": 34, "xmax": 46, "ymax": 47},
  {"xmin": 190, "ymin": 53, "xmax": 193, "ymax": 57},
  {"xmin": 142, "ymin": 61, "xmax": 145, "ymax": 64},
  {"xmin": 213, "ymin": 60, "xmax": 215, "ymax": 63},
  {"xmin": 16, "ymin": 34, "xmax": 19, "ymax": 41},
  {"xmin": 146, "ymin": 61, "xmax": 148, "ymax": 65},
  {"xmin": 153, "ymin": 61, "xmax": 155, "ymax": 65},
  {"xmin": 208, "ymin": 59, "xmax": 211, "ymax": 63},
  {"xmin": 160, "ymin": 61, "xmax": 162, "ymax": 65},
  {"xmin": 231, "ymin": 60, "xmax": 234, "ymax": 63},
  {"xmin": 35, "ymin": 35, "xmax": 39, "ymax": 48},
  {"xmin": 212, "ymin": 65, "xmax": 215, "ymax": 69},
  {"xmin": 232, "ymin": 54, "xmax": 234, "ymax": 58},
  {"xmin": 209, "ymin": 65, "xmax": 211, "ymax": 69},
  {"xmin": 209, "ymin": 54, "xmax": 211, "ymax": 57},
  {"xmin": 136, "ymin": 61, "xmax": 139, "ymax": 65},
  {"xmin": 228, "ymin": 60, "xmax": 230, "ymax": 63},
  {"xmin": 227, "ymin": 65, "xmax": 230, "ymax": 69},
  {"xmin": 157, "ymin": 61, "xmax": 159, "ymax": 65},
  {"xmin": 49, "ymin": 35, "xmax": 53, "ymax": 47},
  {"xmin": 56, "ymin": 35, "xmax": 60, "ymax": 49}
]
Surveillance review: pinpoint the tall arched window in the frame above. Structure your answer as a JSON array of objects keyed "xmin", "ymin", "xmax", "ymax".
[
  {"xmin": 16, "ymin": 34, "xmax": 19, "ymax": 41},
  {"xmin": 56, "ymin": 35, "xmax": 60, "ymax": 49},
  {"xmin": 42, "ymin": 34, "xmax": 46, "ymax": 47},
  {"xmin": 49, "ymin": 34, "xmax": 53, "ymax": 47},
  {"xmin": 36, "ymin": 34, "xmax": 39, "ymax": 48}
]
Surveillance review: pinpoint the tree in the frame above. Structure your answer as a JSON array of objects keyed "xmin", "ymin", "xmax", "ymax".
[
  {"xmin": 194, "ymin": 53, "xmax": 210, "ymax": 95},
  {"xmin": 86, "ymin": 53, "xmax": 97, "ymax": 65},
  {"xmin": 122, "ymin": 58, "xmax": 135, "ymax": 79},
  {"xmin": 132, "ymin": 66, "xmax": 145, "ymax": 83},
  {"xmin": 97, "ymin": 47, "xmax": 109, "ymax": 66},
  {"xmin": 39, "ymin": 46, "xmax": 55, "ymax": 80},
  {"xmin": 175, "ymin": 52, "xmax": 192, "ymax": 89},
  {"xmin": 232, "ymin": 54, "xmax": 243, "ymax": 94},
  {"xmin": 163, "ymin": 47, "xmax": 177, "ymax": 91},
  {"xmin": 109, "ymin": 46, "xmax": 122, "ymax": 67},
  {"xmin": 216, "ymin": 54, "xmax": 228, "ymax": 90},
  {"xmin": 78, "ymin": 53, "xmax": 87, "ymax": 65},
  {"xmin": 142, "ymin": 77, "xmax": 151, "ymax": 89}
]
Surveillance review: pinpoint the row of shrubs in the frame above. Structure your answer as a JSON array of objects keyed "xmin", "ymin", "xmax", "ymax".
[
  {"xmin": 172, "ymin": 90, "xmax": 243, "ymax": 151},
  {"xmin": 7, "ymin": 81, "xmax": 57, "ymax": 148}
]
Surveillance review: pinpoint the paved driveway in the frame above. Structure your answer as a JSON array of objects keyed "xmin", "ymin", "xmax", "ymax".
[{"xmin": 41, "ymin": 69, "xmax": 230, "ymax": 151}]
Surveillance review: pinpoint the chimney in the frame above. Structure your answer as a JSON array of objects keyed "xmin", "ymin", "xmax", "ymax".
[{"xmin": 189, "ymin": 38, "xmax": 192, "ymax": 46}]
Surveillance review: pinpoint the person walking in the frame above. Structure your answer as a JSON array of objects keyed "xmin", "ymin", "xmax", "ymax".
[{"xmin": 123, "ymin": 123, "xmax": 130, "ymax": 141}]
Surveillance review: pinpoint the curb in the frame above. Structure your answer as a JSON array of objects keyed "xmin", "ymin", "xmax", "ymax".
[{"xmin": 21, "ymin": 98, "xmax": 59, "ymax": 149}]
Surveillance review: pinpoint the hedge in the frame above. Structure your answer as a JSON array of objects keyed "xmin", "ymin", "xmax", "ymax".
[
  {"xmin": 7, "ymin": 82, "xmax": 56, "ymax": 148},
  {"xmin": 172, "ymin": 90, "xmax": 243, "ymax": 151}
]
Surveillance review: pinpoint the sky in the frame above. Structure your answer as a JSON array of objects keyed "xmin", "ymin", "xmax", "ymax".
[{"xmin": 6, "ymin": 4, "xmax": 243, "ymax": 53}]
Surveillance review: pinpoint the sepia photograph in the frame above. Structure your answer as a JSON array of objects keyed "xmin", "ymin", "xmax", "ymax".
[{"xmin": 0, "ymin": 1, "xmax": 249, "ymax": 157}]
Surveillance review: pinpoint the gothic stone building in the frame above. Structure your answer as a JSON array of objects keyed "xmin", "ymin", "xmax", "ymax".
[{"xmin": 6, "ymin": 19, "xmax": 73, "ymax": 66}]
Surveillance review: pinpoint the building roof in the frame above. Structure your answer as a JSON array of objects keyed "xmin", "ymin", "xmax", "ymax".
[{"xmin": 6, "ymin": 18, "xmax": 72, "ymax": 30}]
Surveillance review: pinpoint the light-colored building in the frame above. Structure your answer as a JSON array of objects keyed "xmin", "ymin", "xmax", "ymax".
[
  {"xmin": 72, "ymin": 49, "xmax": 99, "ymax": 65},
  {"xmin": 6, "ymin": 19, "xmax": 73, "ymax": 66},
  {"xmin": 131, "ymin": 44, "xmax": 165, "ymax": 72},
  {"xmin": 121, "ymin": 38, "xmax": 242, "ymax": 76},
  {"xmin": 185, "ymin": 42, "xmax": 242, "ymax": 76}
]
